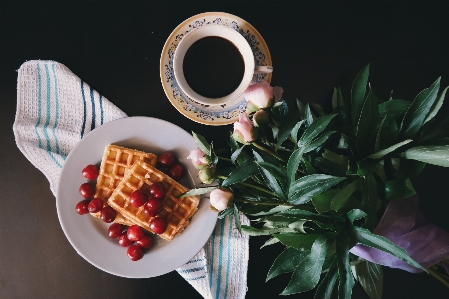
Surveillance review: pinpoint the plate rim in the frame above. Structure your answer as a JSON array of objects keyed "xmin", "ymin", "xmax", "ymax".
[{"xmin": 56, "ymin": 116, "xmax": 218, "ymax": 278}]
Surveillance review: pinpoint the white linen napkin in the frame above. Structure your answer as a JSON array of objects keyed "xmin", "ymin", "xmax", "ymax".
[{"xmin": 13, "ymin": 60, "xmax": 249, "ymax": 299}]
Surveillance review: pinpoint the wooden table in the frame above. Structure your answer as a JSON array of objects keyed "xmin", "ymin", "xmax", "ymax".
[{"xmin": 1, "ymin": 2, "xmax": 449, "ymax": 298}]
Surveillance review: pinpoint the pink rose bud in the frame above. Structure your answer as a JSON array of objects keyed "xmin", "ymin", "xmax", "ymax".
[
  {"xmin": 244, "ymin": 81, "xmax": 274, "ymax": 113},
  {"xmin": 187, "ymin": 148, "xmax": 210, "ymax": 169},
  {"xmin": 252, "ymin": 110, "xmax": 269, "ymax": 128},
  {"xmin": 198, "ymin": 166, "xmax": 216, "ymax": 184},
  {"xmin": 209, "ymin": 188, "xmax": 234, "ymax": 211},
  {"xmin": 232, "ymin": 112, "xmax": 258, "ymax": 144}
]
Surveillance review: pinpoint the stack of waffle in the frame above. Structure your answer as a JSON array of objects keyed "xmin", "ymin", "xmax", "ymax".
[{"xmin": 91, "ymin": 145, "xmax": 199, "ymax": 241}]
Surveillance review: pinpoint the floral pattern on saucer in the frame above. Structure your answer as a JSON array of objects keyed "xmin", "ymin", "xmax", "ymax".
[{"xmin": 160, "ymin": 12, "xmax": 272, "ymax": 126}]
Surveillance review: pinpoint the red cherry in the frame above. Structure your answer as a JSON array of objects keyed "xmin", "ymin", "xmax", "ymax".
[
  {"xmin": 150, "ymin": 182, "xmax": 166, "ymax": 199},
  {"xmin": 88, "ymin": 198, "xmax": 104, "ymax": 213},
  {"xmin": 76, "ymin": 199, "xmax": 90, "ymax": 215},
  {"xmin": 149, "ymin": 218, "xmax": 168, "ymax": 234},
  {"xmin": 108, "ymin": 223, "xmax": 124, "ymax": 239},
  {"xmin": 144, "ymin": 198, "xmax": 163, "ymax": 217},
  {"xmin": 129, "ymin": 190, "xmax": 148, "ymax": 208},
  {"xmin": 127, "ymin": 225, "xmax": 144, "ymax": 241},
  {"xmin": 168, "ymin": 164, "xmax": 185, "ymax": 181},
  {"xmin": 157, "ymin": 151, "xmax": 175, "ymax": 168},
  {"xmin": 79, "ymin": 183, "xmax": 95, "ymax": 199},
  {"xmin": 100, "ymin": 207, "xmax": 116, "ymax": 223},
  {"xmin": 118, "ymin": 232, "xmax": 134, "ymax": 247},
  {"xmin": 136, "ymin": 234, "xmax": 153, "ymax": 249},
  {"xmin": 127, "ymin": 245, "xmax": 144, "ymax": 261},
  {"xmin": 82, "ymin": 164, "xmax": 99, "ymax": 180}
]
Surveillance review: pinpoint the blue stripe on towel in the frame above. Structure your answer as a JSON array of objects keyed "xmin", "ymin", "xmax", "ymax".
[
  {"xmin": 224, "ymin": 215, "xmax": 233, "ymax": 299},
  {"xmin": 178, "ymin": 266, "xmax": 205, "ymax": 274},
  {"xmin": 99, "ymin": 95, "xmax": 104, "ymax": 125},
  {"xmin": 209, "ymin": 224, "xmax": 217, "ymax": 289},
  {"xmin": 43, "ymin": 64, "xmax": 52, "ymax": 151},
  {"xmin": 186, "ymin": 258, "xmax": 205, "ymax": 265},
  {"xmin": 90, "ymin": 86, "xmax": 96, "ymax": 131},
  {"xmin": 80, "ymin": 81, "xmax": 87, "ymax": 138},
  {"xmin": 34, "ymin": 62, "xmax": 43, "ymax": 148},
  {"xmin": 51, "ymin": 62, "xmax": 62, "ymax": 157},
  {"xmin": 216, "ymin": 219, "xmax": 226, "ymax": 299},
  {"xmin": 186, "ymin": 275, "xmax": 206, "ymax": 281}
]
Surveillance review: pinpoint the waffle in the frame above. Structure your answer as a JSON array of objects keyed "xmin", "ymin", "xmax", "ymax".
[
  {"xmin": 92, "ymin": 145, "xmax": 158, "ymax": 225},
  {"xmin": 107, "ymin": 160, "xmax": 200, "ymax": 241}
]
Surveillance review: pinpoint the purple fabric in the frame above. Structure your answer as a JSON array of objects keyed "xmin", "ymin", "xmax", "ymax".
[{"xmin": 350, "ymin": 195, "xmax": 449, "ymax": 273}]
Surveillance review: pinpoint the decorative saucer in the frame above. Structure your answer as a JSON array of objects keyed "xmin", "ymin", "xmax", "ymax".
[{"xmin": 160, "ymin": 12, "xmax": 272, "ymax": 126}]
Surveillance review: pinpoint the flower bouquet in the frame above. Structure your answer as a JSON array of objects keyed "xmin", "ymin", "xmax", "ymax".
[{"xmin": 183, "ymin": 64, "xmax": 449, "ymax": 298}]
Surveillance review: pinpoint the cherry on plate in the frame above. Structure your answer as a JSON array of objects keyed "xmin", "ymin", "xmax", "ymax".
[
  {"xmin": 149, "ymin": 218, "xmax": 168, "ymax": 235},
  {"xmin": 127, "ymin": 225, "xmax": 144, "ymax": 241},
  {"xmin": 143, "ymin": 198, "xmax": 163, "ymax": 217},
  {"xmin": 79, "ymin": 183, "xmax": 95, "ymax": 199},
  {"xmin": 129, "ymin": 190, "xmax": 148, "ymax": 208},
  {"xmin": 168, "ymin": 164, "xmax": 185, "ymax": 181},
  {"xmin": 82, "ymin": 164, "xmax": 99, "ymax": 180},
  {"xmin": 76, "ymin": 199, "xmax": 90, "ymax": 215},
  {"xmin": 87, "ymin": 198, "xmax": 103, "ymax": 213},
  {"xmin": 99, "ymin": 207, "xmax": 116, "ymax": 223},
  {"xmin": 127, "ymin": 245, "xmax": 144, "ymax": 261},
  {"xmin": 157, "ymin": 151, "xmax": 175, "ymax": 168},
  {"xmin": 118, "ymin": 232, "xmax": 134, "ymax": 247},
  {"xmin": 149, "ymin": 182, "xmax": 166, "ymax": 199},
  {"xmin": 108, "ymin": 223, "xmax": 124, "ymax": 239},
  {"xmin": 136, "ymin": 234, "xmax": 153, "ymax": 249}
]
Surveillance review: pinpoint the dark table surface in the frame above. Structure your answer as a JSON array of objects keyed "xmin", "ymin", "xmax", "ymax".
[{"xmin": 2, "ymin": 2, "xmax": 449, "ymax": 299}]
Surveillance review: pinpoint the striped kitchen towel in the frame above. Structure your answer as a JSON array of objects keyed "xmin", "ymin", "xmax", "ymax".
[{"xmin": 13, "ymin": 60, "xmax": 250, "ymax": 299}]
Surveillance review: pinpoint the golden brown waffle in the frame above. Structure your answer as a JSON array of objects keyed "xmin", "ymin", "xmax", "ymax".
[
  {"xmin": 107, "ymin": 160, "xmax": 200, "ymax": 241},
  {"xmin": 92, "ymin": 145, "xmax": 157, "ymax": 225}
]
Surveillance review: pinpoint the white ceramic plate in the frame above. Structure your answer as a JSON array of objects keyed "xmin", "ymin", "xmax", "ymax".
[
  {"xmin": 56, "ymin": 117, "xmax": 217, "ymax": 278},
  {"xmin": 160, "ymin": 11, "xmax": 272, "ymax": 126}
]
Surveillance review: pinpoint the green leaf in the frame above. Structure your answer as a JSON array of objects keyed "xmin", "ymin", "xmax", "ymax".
[
  {"xmin": 287, "ymin": 148, "xmax": 304, "ymax": 185},
  {"xmin": 257, "ymin": 162, "xmax": 288, "ymax": 191},
  {"xmin": 395, "ymin": 159, "xmax": 426, "ymax": 180},
  {"xmin": 360, "ymin": 175, "xmax": 378, "ymax": 230},
  {"xmin": 218, "ymin": 207, "xmax": 234, "ymax": 219},
  {"xmin": 253, "ymin": 150, "xmax": 287, "ymax": 199},
  {"xmin": 314, "ymin": 256, "xmax": 338, "ymax": 299},
  {"xmin": 271, "ymin": 99, "xmax": 289, "ymax": 122},
  {"xmin": 274, "ymin": 233, "xmax": 320, "ymax": 250},
  {"xmin": 351, "ymin": 64, "xmax": 370, "ymax": 126},
  {"xmin": 303, "ymin": 157, "xmax": 317, "ymax": 175},
  {"xmin": 298, "ymin": 114, "xmax": 337, "ymax": 147},
  {"xmin": 347, "ymin": 209, "xmax": 367, "ymax": 224},
  {"xmin": 312, "ymin": 189, "xmax": 339, "ymax": 213},
  {"xmin": 322, "ymin": 150, "xmax": 348, "ymax": 169},
  {"xmin": 241, "ymin": 225, "xmax": 295, "ymax": 236},
  {"xmin": 260, "ymin": 237, "xmax": 280, "ymax": 249},
  {"xmin": 355, "ymin": 89, "xmax": 379, "ymax": 156},
  {"xmin": 403, "ymin": 145, "xmax": 449, "ymax": 167},
  {"xmin": 281, "ymin": 234, "xmax": 335, "ymax": 295},
  {"xmin": 305, "ymin": 103, "xmax": 315, "ymax": 126},
  {"xmin": 357, "ymin": 159, "xmax": 378, "ymax": 178},
  {"xmin": 267, "ymin": 248, "xmax": 310, "ymax": 281},
  {"xmin": 368, "ymin": 139, "xmax": 413, "ymax": 159},
  {"xmin": 400, "ymin": 77, "xmax": 441, "ymax": 139},
  {"xmin": 233, "ymin": 207, "xmax": 242, "ymax": 234},
  {"xmin": 351, "ymin": 260, "xmax": 383, "ymax": 299},
  {"xmin": 303, "ymin": 131, "xmax": 336, "ymax": 154},
  {"xmin": 426, "ymin": 115, "xmax": 449, "ymax": 140},
  {"xmin": 277, "ymin": 108, "xmax": 300, "ymax": 149},
  {"xmin": 378, "ymin": 99, "xmax": 411, "ymax": 117},
  {"xmin": 288, "ymin": 174, "xmax": 346, "ymax": 205},
  {"xmin": 248, "ymin": 205, "xmax": 292, "ymax": 216},
  {"xmin": 336, "ymin": 86, "xmax": 350, "ymax": 127},
  {"xmin": 279, "ymin": 209, "xmax": 345, "ymax": 231},
  {"xmin": 385, "ymin": 179, "xmax": 415, "ymax": 200},
  {"xmin": 380, "ymin": 117, "xmax": 399, "ymax": 150},
  {"xmin": 314, "ymin": 157, "xmax": 346, "ymax": 177},
  {"xmin": 181, "ymin": 186, "xmax": 218, "ymax": 197},
  {"xmin": 231, "ymin": 145, "xmax": 246, "ymax": 164},
  {"xmin": 290, "ymin": 120, "xmax": 305, "ymax": 143},
  {"xmin": 350, "ymin": 226, "xmax": 427, "ymax": 272},
  {"xmin": 221, "ymin": 159, "xmax": 258, "ymax": 187},
  {"xmin": 330, "ymin": 179, "xmax": 360, "ymax": 211},
  {"xmin": 423, "ymin": 85, "xmax": 448, "ymax": 125},
  {"xmin": 191, "ymin": 131, "xmax": 211, "ymax": 156},
  {"xmin": 336, "ymin": 232, "xmax": 355, "ymax": 299}
]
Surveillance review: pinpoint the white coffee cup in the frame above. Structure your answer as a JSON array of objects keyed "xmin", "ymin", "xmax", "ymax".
[{"xmin": 173, "ymin": 25, "xmax": 273, "ymax": 106}]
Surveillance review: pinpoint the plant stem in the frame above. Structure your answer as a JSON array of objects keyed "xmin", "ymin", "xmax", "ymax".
[
  {"xmin": 429, "ymin": 269, "xmax": 449, "ymax": 289},
  {"xmin": 235, "ymin": 198, "xmax": 293, "ymax": 206},
  {"xmin": 269, "ymin": 114, "xmax": 297, "ymax": 145},
  {"xmin": 217, "ymin": 156, "xmax": 232, "ymax": 162},
  {"xmin": 251, "ymin": 142, "xmax": 287, "ymax": 163},
  {"xmin": 216, "ymin": 175, "xmax": 279, "ymax": 197}
]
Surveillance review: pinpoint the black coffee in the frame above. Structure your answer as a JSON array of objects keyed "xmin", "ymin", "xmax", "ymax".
[{"xmin": 183, "ymin": 36, "xmax": 245, "ymax": 99}]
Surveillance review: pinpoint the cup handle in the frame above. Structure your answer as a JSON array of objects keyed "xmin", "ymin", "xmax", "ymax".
[{"xmin": 254, "ymin": 66, "xmax": 273, "ymax": 74}]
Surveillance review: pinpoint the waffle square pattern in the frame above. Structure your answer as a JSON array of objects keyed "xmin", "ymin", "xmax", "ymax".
[
  {"xmin": 93, "ymin": 145, "xmax": 157, "ymax": 225},
  {"xmin": 108, "ymin": 160, "xmax": 200, "ymax": 241}
]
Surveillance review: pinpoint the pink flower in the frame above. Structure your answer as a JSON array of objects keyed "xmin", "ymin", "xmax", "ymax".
[
  {"xmin": 244, "ymin": 81, "xmax": 274, "ymax": 113},
  {"xmin": 187, "ymin": 148, "xmax": 210, "ymax": 169},
  {"xmin": 232, "ymin": 112, "xmax": 258, "ymax": 144},
  {"xmin": 210, "ymin": 188, "xmax": 234, "ymax": 211}
]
